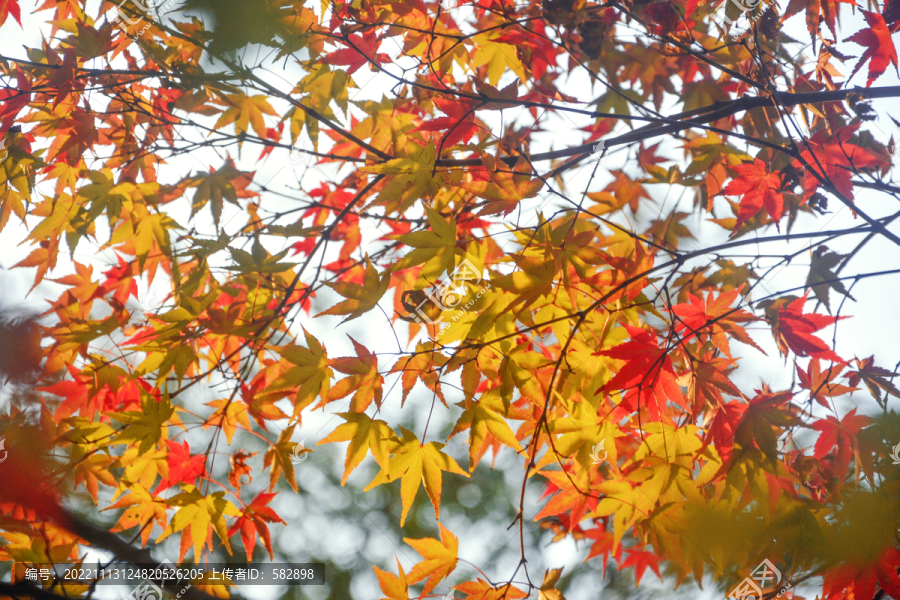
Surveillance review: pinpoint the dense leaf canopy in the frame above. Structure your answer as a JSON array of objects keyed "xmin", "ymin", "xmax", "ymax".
[{"xmin": 1, "ymin": 0, "xmax": 900, "ymax": 599}]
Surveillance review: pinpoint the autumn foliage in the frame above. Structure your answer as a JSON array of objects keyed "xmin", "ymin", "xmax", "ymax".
[{"xmin": 1, "ymin": 0, "xmax": 900, "ymax": 599}]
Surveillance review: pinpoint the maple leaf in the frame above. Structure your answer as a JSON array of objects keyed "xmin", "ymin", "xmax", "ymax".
[
  {"xmin": 584, "ymin": 522, "xmax": 623, "ymax": 577},
  {"xmin": 782, "ymin": 0, "xmax": 856, "ymax": 47},
  {"xmin": 723, "ymin": 160, "xmax": 785, "ymax": 232},
  {"xmin": 157, "ymin": 486, "xmax": 240, "ymax": 559},
  {"xmin": 268, "ymin": 329, "xmax": 333, "ymax": 412},
  {"xmin": 538, "ymin": 568, "xmax": 567, "ymax": 600},
  {"xmin": 390, "ymin": 344, "xmax": 447, "ymax": 407},
  {"xmin": 703, "ymin": 398, "xmax": 750, "ymax": 464},
  {"xmin": 619, "ymin": 547, "xmax": 663, "ymax": 585},
  {"xmin": 106, "ymin": 482, "xmax": 169, "ymax": 547},
  {"xmin": 188, "ymin": 161, "xmax": 258, "ymax": 227},
  {"xmin": 822, "ymin": 547, "xmax": 900, "ymax": 600},
  {"xmin": 214, "ymin": 93, "xmax": 278, "ymax": 138},
  {"xmin": 364, "ymin": 427, "xmax": 468, "ymax": 526},
  {"xmin": 316, "ymin": 257, "xmax": 390, "ymax": 323},
  {"xmin": 797, "ymin": 358, "xmax": 858, "ymax": 407},
  {"xmin": 317, "ymin": 412, "xmax": 398, "ymax": 485},
  {"xmin": 810, "ymin": 408, "xmax": 869, "ymax": 473},
  {"xmin": 0, "ymin": 0, "xmax": 21, "ymax": 27},
  {"xmin": 404, "ymin": 523, "xmax": 459, "ymax": 596},
  {"xmin": 391, "ymin": 204, "xmax": 458, "ymax": 286},
  {"xmin": 672, "ymin": 289, "xmax": 762, "ymax": 358},
  {"xmin": 587, "ymin": 170, "xmax": 653, "ymax": 215},
  {"xmin": 414, "ymin": 97, "xmax": 480, "ymax": 148},
  {"xmin": 204, "ymin": 399, "xmax": 251, "ymax": 445},
  {"xmin": 454, "ymin": 579, "xmax": 528, "ymax": 600},
  {"xmin": 683, "ymin": 353, "xmax": 743, "ymax": 415},
  {"xmin": 535, "ymin": 468, "xmax": 598, "ymax": 530},
  {"xmin": 846, "ymin": 356, "xmax": 900, "ymax": 403},
  {"xmin": 448, "ymin": 390, "xmax": 524, "ymax": 472},
  {"xmin": 228, "ymin": 492, "xmax": 284, "ymax": 561},
  {"xmin": 153, "ymin": 439, "xmax": 207, "ymax": 494},
  {"xmin": 228, "ymin": 450, "xmax": 256, "ymax": 493},
  {"xmin": 374, "ymin": 559, "xmax": 410, "ymax": 600},
  {"xmin": 458, "ymin": 155, "xmax": 543, "ymax": 216},
  {"xmin": 845, "ymin": 11, "xmax": 899, "ymax": 86},
  {"xmin": 325, "ymin": 337, "xmax": 384, "ymax": 412},
  {"xmin": 599, "ymin": 324, "xmax": 684, "ymax": 422},
  {"xmin": 732, "ymin": 387, "xmax": 798, "ymax": 466},
  {"xmin": 361, "ymin": 142, "xmax": 444, "ymax": 213},
  {"xmin": 766, "ymin": 293, "xmax": 846, "ymax": 363},
  {"xmin": 792, "ymin": 125, "xmax": 884, "ymax": 201},
  {"xmin": 263, "ymin": 425, "xmax": 300, "ymax": 493},
  {"xmin": 320, "ymin": 29, "xmax": 391, "ymax": 75},
  {"xmin": 806, "ymin": 245, "xmax": 854, "ymax": 311},
  {"xmin": 108, "ymin": 391, "xmax": 175, "ymax": 455}
]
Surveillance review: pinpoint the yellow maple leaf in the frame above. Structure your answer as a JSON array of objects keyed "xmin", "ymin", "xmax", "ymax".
[
  {"xmin": 325, "ymin": 337, "xmax": 384, "ymax": 412},
  {"xmin": 364, "ymin": 427, "xmax": 468, "ymax": 526},
  {"xmin": 448, "ymin": 389, "xmax": 524, "ymax": 472},
  {"xmin": 373, "ymin": 559, "xmax": 410, "ymax": 600},
  {"xmin": 392, "ymin": 204, "xmax": 457, "ymax": 287},
  {"xmin": 318, "ymin": 412, "xmax": 398, "ymax": 485},
  {"xmin": 156, "ymin": 487, "xmax": 239, "ymax": 559},
  {"xmin": 404, "ymin": 523, "xmax": 459, "ymax": 595},
  {"xmin": 316, "ymin": 256, "xmax": 390, "ymax": 323},
  {"xmin": 454, "ymin": 579, "xmax": 528, "ymax": 600},
  {"xmin": 362, "ymin": 141, "xmax": 443, "ymax": 213},
  {"xmin": 269, "ymin": 328, "xmax": 333, "ymax": 413},
  {"xmin": 213, "ymin": 93, "xmax": 277, "ymax": 138}
]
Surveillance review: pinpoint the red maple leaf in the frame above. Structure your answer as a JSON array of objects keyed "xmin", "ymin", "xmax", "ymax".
[
  {"xmin": 535, "ymin": 469, "xmax": 598, "ymax": 530},
  {"xmin": 153, "ymin": 439, "xmax": 207, "ymax": 494},
  {"xmin": 0, "ymin": 0, "xmax": 21, "ymax": 28},
  {"xmin": 290, "ymin": 237, "xmax": 317, "ymax": 256},
  {"xmin": 599, "ymin": 324, "xmax": 684, "ymax": 422},
  {"xmin": 320, "ymin": 30, "xmax": 391, "ymax": 75},
  {"xmin": 584, "ymin": 521, "xmax": 623, "ymax": 577},
  {"xmin": 845, "ymin": 11, "xmax": 899, "ymax": 86},
  {"xmin": 41, "ymin": 367, "xmax": 152, "ymax": 421},
  {"xmin": 228, "ymin": 492, "xmax": 285, "ymax": 561},
  {"xmin": 796, "ymin": 358, "xmax": 858, "ymax": 407},
  {"xmin": 723, "ymin": 160, "xmax": 785, "ymax": 231},
  {"xmin": 823, "ymin": 547, "xmax": 900, "ymax": 600},
  {"xmin": 810, "ymin": 408, "xmax": 869, "ymax": 474},
  {"xmin": 703, "ymin": 399, "xmax": 750, "ymax": 464},
  {"xmin": 414, "ymin": 97, "xmax": 480, "ymax": 149},
  {"xmin": 793, "ymin": 126, "xmax": 885, "ymax": 203},
  {"xmin": 770, "ymin": 293, "xmax": 846, "ymax": 363},
  {"xmin": 619, "ymin": 547, "xmax": 663, "ymax": 585},
  {"xmin": 672, "ymin": 289, "xmax": 762, "ymax": 358}
]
